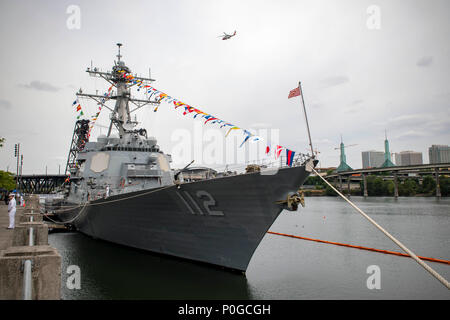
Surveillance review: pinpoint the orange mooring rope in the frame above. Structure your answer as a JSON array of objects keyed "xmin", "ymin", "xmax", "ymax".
[{"xmin": 267, "ymin": 231, "xmax": 450, "ymax": 265}]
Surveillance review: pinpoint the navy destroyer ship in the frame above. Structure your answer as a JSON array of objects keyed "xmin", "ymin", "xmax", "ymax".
[{"xmin": 55, "ymin": 44, "xmax": 317, "ymax": 272}]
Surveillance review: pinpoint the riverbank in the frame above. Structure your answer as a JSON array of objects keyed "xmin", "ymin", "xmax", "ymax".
[{"xmin": 302, "ymin": 188, "xmax": 449, "ymax": 197}]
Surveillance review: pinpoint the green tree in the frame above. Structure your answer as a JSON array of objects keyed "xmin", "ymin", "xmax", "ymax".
[
  {"xmin": 440, "ymin": 176, "xmax": 450, "ymax": 196},
  {"xmin": 0, "ymin": 137, "xmax": 4, "ymax": 148},
  {"xmin": 0, "ymin": 170, "xmax": 15, "ymax": 190},
  {"xmin": 399, "ymin": 178, "xmax": 418, "ymax": 196},
  {"xmin": 420, "ymin": 176, "xmax": 436, "ymax": 194},
  {"xmin": 385, "ymin": 180, "xmax": 394, "ymax": 196},
  {"xmin": 365, "ymin": 175, "xmax": 395, "ymax": 196},
  {"xmin": 304, "ymin": 175, "xmax": 326, "ymax": 188},
  {"xmin": 325, "ymin": 184, "xmax": 337, "ymax": 196}
]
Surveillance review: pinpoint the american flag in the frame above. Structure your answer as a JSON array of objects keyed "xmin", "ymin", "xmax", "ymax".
[{"xmin": 288, "ymin": 86, "xmax": 301, "ymax": 99}]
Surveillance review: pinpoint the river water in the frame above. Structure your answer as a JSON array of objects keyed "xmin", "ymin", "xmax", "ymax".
[{"xmin": 48, "ymin": 197, "xmax": 450, "ymax": 300}]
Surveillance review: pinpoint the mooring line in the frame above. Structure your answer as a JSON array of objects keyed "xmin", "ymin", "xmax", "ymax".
[
  {"xmin": 267, "ymin": 231, "xmax": 450, "ymax": 265},
  {"xmin": 43, "ymin": 185, "xmax": 175, "ymax": 224},
  {"xmin": 306, "ymin": 164, "xmax": 450, "ymax": 290}
]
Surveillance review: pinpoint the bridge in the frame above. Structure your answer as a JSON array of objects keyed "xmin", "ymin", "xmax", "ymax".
[
  {"xmin": 18, "ymin": 175, "xmax": 68, "ymax": 194},
  {"xmin": 324, "ymin": 162, "xmax": 450, "ymax": 198}
]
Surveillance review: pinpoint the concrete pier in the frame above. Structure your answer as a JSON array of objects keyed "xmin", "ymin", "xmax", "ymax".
[
  {"xmin": 347, "ymin": 176, "xmax": 351, "ymax": 198},
  {"xmin": 362, "ymin": 173, "xmax": 368, "ymax": 198},
  {"xmin": 435, "ymin": 168, "xmax": 441, "ymax": 198},
  {"xmin": 393, "ymin": 173, "xmax": 399, "ymax": 199},
  {"xmin": 0, "ymin": 195, "xmax": 61, "ymax": 300}
]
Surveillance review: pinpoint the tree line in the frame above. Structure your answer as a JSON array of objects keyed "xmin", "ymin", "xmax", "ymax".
[
  {"xmin": 304, "ymin": 174, "xmax": 449, "ymax": 197},
  {"xmin": 0, "ymin": 137, "xmax": 16, "ymax": 191}
]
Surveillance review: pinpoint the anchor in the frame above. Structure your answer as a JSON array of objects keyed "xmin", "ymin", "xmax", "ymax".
[{"xmin": 275, "ymin": 188, "xmax": 305, "ymax": 211}]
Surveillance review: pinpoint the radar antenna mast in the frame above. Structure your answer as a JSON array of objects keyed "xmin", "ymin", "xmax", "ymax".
[{"xmin": 76, "ymin": 43, "xmax": 159, "ymax": 138}]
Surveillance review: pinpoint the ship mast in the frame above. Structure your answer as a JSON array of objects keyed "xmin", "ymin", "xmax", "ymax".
[{"xmin": 76, "ymin": 43, "xmax": 159, "ymax": 138}]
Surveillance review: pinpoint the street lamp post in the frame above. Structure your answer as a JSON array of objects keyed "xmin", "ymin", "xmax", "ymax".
[{"xmin": 14, "ymin": 143, "xmax": 20, "ymax": 192}]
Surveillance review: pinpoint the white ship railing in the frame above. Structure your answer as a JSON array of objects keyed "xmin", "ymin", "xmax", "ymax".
[{"xmin": 209, "ymin": 153, "xmax": 313, "ymax": 176}]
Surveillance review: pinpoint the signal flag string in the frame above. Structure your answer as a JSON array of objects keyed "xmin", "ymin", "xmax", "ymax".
[{"xmin": 306, "ymin": 162, "xmax": 450, "ymax": 290}]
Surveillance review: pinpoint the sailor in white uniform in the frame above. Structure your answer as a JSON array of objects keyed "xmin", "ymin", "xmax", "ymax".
[{"xmin": 7, "ymin": 193, "xmax": 16, "ymax": 229}]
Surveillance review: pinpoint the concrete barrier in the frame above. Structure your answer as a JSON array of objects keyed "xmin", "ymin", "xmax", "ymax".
[
  {"xmin": 19, "ymin": 213, "xmax": 43, "ymax": 223},
  {"xmin": 24, "ymin": 195, "xmax": 40, "ymax": 211},
  {"xmin": 12, "ymin": 222, "xmax": 49, "ymax": 247},
  {"xmin": 0, "ymin": 197, "xmax": 62, "ymax": 300},
  {"xmin": 0, "ymin": 245, "xmax": 61, "ymax": 300}
]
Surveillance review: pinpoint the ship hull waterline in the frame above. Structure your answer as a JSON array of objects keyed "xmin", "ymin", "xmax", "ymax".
[{"xmin": 57, "ymin": 165, "xmax": 314, "ymax": 272}]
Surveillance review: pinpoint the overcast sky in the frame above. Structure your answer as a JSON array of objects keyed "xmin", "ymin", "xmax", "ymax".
[{"xmin": 0, "ymin": 0, "xmax": 449, "ymax": 174}]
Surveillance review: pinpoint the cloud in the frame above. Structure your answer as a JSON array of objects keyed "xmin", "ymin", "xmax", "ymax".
[
  {"xmin": 416, "ymin": 56, "xmax": 433, "ymax": 67},
  {"xmin": 343, "ymin": 106, "xmax": 360, "ymax": 114},
  {"xmin": 250, "ymin": 122, "xmax": 272, "ymax": 129},
  {"xmin": 19, "ymin": 80, "xmax": 60, "ymax": 92},
  {"xmin": 387, "ymin": 113, "xmax": 429, "ymax": 127},
  {"xmin": 320, "ymin": 76, "xmax": 349, "ymax": 88},
  {"xmin": 389, "ymin": 113, "xmax": 450, "ymax": 139},
  {"xmin": 0, "ymin": 99, "xmax": 11, "ymax": 109},
  {"xmin": 314, "ymin": 138, "xmax": 333, "ymax": 145},
  {"xmin": 427, "ymin": 117, "xmax": 450, "ymax": 135},
  {"xmin": 311, "ymin": 102, "xmax": 324, "ymax": 109},
  {"xmin": 395, "ymin": 130, "xmax": 428, "ymax": 140}
]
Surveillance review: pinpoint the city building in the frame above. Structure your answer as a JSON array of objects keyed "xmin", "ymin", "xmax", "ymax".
[
  {"xmin": 392, "ymin": 153, "xmax": 401, "ymax": 165},
  {"xmin": 362, "ymin": 151, "xmax": 384, "ymax": 168},
  {"xmin": 397, "ymin": 151, "xmax": 423, "ymax": 166},
  {"xmin": 428, "ymin": 145, "xmax": 450, "ymax": 164}
]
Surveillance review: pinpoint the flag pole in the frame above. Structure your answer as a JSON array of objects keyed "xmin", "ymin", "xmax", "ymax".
[{"xmin": 298, "ymin": 81, "xmax": 314, "ymax": 158}]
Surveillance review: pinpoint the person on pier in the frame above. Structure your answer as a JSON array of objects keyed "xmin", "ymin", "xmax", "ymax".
[{"xmin": 7, "ymin": 193, "xmax": 16, "ymax": 229}]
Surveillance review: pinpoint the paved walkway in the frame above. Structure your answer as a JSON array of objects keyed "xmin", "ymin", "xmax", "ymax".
[{"xmin": 0, "ymin": 204, "xmax": 18, "ymax": 250}]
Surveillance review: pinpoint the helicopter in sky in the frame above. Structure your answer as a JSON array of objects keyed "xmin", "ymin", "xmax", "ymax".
[{"xmin": 218, "ymin": 30, "xmax": 237, "ymax": 40}]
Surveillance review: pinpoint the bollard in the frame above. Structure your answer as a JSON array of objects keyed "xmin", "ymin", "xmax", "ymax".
[
  {"xmin": 23, "ymin": 259, "xmax": 32, "ymax": 300},
  {"xmin": 19, "ymin": 213, "xmax": 43, "ymax": 223},
  {"xmin": 0, "ymin": 245, "xmax": 61, "ymax": 300},
  {"xmin": 12, "ymin": 222, "xmax": 48, "ymax": 247},
  {"xmin": 22, "ymin": 217, "xmax": 34, "ymax": 300}
]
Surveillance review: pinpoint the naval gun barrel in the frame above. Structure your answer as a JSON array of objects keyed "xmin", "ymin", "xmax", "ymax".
[{"xmin": 174, "ymin": 160, "xmax": 195, "ymax": 180}]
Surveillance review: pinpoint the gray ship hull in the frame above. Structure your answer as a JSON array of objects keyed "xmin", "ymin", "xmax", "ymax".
[{"xmin": 58, "ymin": 164, "xmax": 313, "ymax": 272}]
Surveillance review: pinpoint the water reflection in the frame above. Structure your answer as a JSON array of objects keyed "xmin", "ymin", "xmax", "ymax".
[{"xmin": 50, "ymin": 232, "xmax": 251, "ymax": 300}]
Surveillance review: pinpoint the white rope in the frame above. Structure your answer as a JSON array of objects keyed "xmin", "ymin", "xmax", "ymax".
[
  {"xmin": 44, "ymin": 202, "xmax": 88, "ymax": 225},
  {"xmin": 44, "ymin": 184, "xmax": 174, "ymax": 224},
  {"xmin": 307, "ymin": 163, "xmax": 450, "ymax": 290}
]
